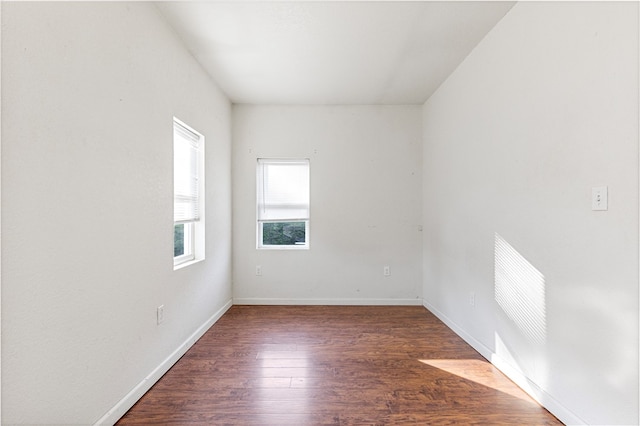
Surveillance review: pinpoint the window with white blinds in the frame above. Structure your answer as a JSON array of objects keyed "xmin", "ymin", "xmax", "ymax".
[
  {"xmin": 257, "ymin": 159, "xmax": 310, "ymax": 248},
  {"xmin": 173, "ymin": 118, "xmax": 204, "ymax": 266},
  {"xmin": 174, "ymin": 121, "xmax": 201, "ymax": 224}
]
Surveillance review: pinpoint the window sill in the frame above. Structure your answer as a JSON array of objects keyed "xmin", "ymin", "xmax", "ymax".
[
  {"xmin": 257, "ymin": 246, "xmax": 309, "ymax": 250},
  {"xmin": 174, "ymin": 257, "xmax": 204, "ymax": 271}
]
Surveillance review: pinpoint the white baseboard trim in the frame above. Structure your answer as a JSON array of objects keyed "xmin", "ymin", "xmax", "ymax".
[
  {"xmin": 94, "ymin": 299, "xmax": 233, "ymax": 426},
  {"xmin": 422, "ymin": 299, "xmax": 585, "ymax": 426},
  {"xmin": 233, "ymin": 297, "xmax": 423, "ymax": 306}
]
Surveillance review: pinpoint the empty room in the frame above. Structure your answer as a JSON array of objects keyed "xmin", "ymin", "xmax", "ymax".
[{"xmin": 1, "ymin": 1, "xmax": 638, "ymax": 425}]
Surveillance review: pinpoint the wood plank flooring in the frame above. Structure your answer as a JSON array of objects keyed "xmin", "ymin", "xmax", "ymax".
[{"xmin": 117, "ymin": 305, "xmax": 562, "ymax": 425}]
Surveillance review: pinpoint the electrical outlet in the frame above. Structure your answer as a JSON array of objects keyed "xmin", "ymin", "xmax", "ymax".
[
  {"xmin": 592, "ymin": 186, "xmax": 608, "ymax": 211},
  {"xmin": 469, "ymin": 292, "xmax": 475, "ymax": 308},
  {"xmin": 256, "ymin": 265, "xmax": 262, "ymax": 276},
  {"xmin": 383, "ymin": 266, "xmax": 390, "ymax": 276},
  {"xmin": 157, "ymin": 305, "xmax": 165, "ymax": 325}
]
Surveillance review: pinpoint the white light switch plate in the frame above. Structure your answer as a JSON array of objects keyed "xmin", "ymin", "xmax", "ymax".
[
  {"xmin": 157, "ymin": 305, "xmax": 165, "ymax": 325},
  {"xmin": 592, "ymin": 186, "xmax": 608, "ymax": 211}
]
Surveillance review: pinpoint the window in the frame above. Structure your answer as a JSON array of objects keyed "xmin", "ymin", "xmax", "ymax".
[
  {"xmin": 174, "ymin": 118, "xmax": 204, "ymax": 267},
  {"xmin": 257, "ymin": 159, "xmax": 310, "ymax": 249}
]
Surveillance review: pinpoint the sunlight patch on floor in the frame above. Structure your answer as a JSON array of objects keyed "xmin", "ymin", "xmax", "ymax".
[{"xmin": 418, "ymin": 358, "xmax": 537, "ymax": 404}]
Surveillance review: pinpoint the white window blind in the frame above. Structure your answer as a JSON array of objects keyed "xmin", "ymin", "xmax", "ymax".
[
  {"xmin": 174, "ymin": 121, "xmax": 201, "ymax": 224},
  {"xmin": 257, "ymin": 159, "xmax": 309, "ymax": 222}
]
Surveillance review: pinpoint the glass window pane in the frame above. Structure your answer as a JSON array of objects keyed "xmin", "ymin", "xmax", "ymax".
[
  {"xmin": 262, "ymin": 222, "xmax": 306, "ymax": 246},
  {"xmin": 174, "ymin": 223, "xmax": 185, "ymax": 257}
]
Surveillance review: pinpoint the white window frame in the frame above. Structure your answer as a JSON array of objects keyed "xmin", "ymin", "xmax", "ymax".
[
  {"xmin": 256, "ymin": 158, "xmax": 310, "ymax": 250},
  {"xmin": 173, "ymin": 117, "xmax": 205, "ymax": 268}
]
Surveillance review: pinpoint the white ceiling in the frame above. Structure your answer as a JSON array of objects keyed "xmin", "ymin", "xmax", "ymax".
[{"xmin": 156, "ymin": 1, "xmax": 515, "ymax": 105}]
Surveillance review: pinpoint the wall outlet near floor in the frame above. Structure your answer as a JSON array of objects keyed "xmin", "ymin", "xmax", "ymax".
[
  {"xmin": 157, "ymin": 305, "xmax": 165, "ymax": 325},
  {"xmin": 469, "ymin": 292, "xmax": 475, "ymax": 308},
  {"xmin": 256, "ymin": 265, "xmax": 262, "ymax": 276},
  {"xmin": 383, "ymin": 266, "xmax": 390, "ymax": 276}
]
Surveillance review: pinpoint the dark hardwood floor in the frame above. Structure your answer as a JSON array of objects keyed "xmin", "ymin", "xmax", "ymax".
[{"xmin": 117, "ymin": 305, "xmax": 562, "ymax": 425}]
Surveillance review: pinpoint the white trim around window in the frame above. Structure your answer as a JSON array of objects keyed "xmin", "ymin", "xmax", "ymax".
[
  {"xmin": 256, "ymin": 158, "xmax": 310, "ymax": 249},
  {"xmin": 173, "ymin": 117, "xmax": 205, "ymax": 268}
]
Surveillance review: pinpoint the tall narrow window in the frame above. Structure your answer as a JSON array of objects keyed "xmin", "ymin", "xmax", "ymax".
[
  {"xmin": 257, "ymin": 159, "xmax": 310, "ymax": 249},
  {"xmin": 174, "ymin": 118, "xmax": 204, "ymax": 267}
]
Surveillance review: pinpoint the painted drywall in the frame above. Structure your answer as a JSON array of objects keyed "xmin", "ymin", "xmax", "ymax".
[
  {"xmin": 1, "ymin": 3, "xmax": 232, "ymax": 424},
  {"xmin": 0, "ymin": 3, "xmax": 3, "ymax": 420},
  {"xmin": 422, "ymin": 2, "xmax": 638, "ymax": 425},
  {"xmin": 233, "ymin": 106, "xmax": 422, "ymax": 304}
]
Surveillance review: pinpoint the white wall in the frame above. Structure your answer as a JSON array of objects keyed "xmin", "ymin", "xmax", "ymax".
[
  {"xmin": 1, "ymin": 3, "xmax": 232, "ymax": 424},
  {"xmin": 0, "ymin": 3, "xmax": 3, "ymax": 420},
  {"xmin": 422, "ymin": 2, "xmax": 638, "ymax": 425},
  {"xmin": 233, "ymin": 106, "xmax": 422, "ymax": 304}
]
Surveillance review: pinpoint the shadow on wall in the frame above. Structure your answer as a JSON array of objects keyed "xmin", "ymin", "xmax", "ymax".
[
  {"xmin": 492, "ymin": 233, "xmax": 549, "ymax": 401},
  {"xmin": 494, "ymin": 233, "xmax": 546, "ymax": 345}
]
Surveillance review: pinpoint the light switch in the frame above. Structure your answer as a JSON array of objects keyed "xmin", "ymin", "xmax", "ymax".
[{"xmin": 592, "ymin": 186, "xmax": 608, "ymax": 211}]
